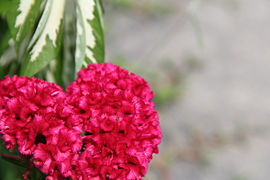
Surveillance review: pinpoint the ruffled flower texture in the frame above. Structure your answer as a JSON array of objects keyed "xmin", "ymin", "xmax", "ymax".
[
  {"xmin": 0, "ymin": 63, "xmax": 162, "ymax": 180},
  {"xmin": 0, "ymin": 75, "xmax": 82, "ymax": 179},
  {"xmin": 66, "ymin": 63, "xmax": 162, "ymax": 180}
]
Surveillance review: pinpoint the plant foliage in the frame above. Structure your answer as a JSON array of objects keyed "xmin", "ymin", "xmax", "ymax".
[
  {"xmin": 0, "ymin": 0, "xmax": 105, "ymax": 179},
  {"xmin": 0, "ymin": 0, "xmax": 104, "ymax": 84}
]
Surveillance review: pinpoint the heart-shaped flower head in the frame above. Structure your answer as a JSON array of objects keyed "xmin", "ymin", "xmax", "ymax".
[{"xmin": 66, "ymin": 63, "xmax": 162, "ymax": 180}]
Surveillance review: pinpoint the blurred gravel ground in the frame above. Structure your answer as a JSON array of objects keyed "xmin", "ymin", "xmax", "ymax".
[{"xmin": 105, "ymin": 0, "xmax": 270, "ymax": 179}]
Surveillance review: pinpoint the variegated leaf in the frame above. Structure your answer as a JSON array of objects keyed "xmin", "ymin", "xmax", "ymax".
[
  {"xmin": 6, "ymin": 0, "xmax": 42, "ymax": 50},
  {"xmin": 28, "ymin": 0, "xmax": 52, "ymax": 49},
  {"xmin": 20, "ymin": 0, "xmax": 65, "ymax": 77},
  {"xmin": 75, "ymin": 0, "xmax": 104, "ymax": 73}
]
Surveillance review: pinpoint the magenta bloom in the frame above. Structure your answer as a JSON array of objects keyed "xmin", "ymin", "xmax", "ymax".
[
  {"xmin": 0, "ymin": 75, "xmax": 65, "ymax": 155},
  {"xmin": 0, "ymin": 63, "xmax": 162, "ymax": 180},
  {"xmin": 66, "ymin": 63, "xmax": 162, "ymax": 180},
  {"xmin": 0, "ymin": 75, "xmax": 82, "ymax": 179},
  {"xmin": 34, "ymin": 127, "xmax": 82, "ymax": 179}
]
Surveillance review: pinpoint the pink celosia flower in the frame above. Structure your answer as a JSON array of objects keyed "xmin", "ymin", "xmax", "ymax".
[
  {"xmin": 66, "ymin": 63, "xmax": 162, "ymax": 180},
  {"xmin": 0, "ymin": 63, "xmax": 162, "ymax": 180},
  {"xmin": 0, "ymin": 75, "xmax": 65, "ymax": 154},
  {"xmin": 0, "ymin": 75, "xmax": 82, "ymax": 179},
  {"xmin": 34, "ymin": 127, "xmax": 82, "ymax": 178}
]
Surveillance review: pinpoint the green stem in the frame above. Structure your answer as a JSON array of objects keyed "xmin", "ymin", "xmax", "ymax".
[{"xmin": 0, "ymin": 153, "xmax": 21, "ymax": 160}]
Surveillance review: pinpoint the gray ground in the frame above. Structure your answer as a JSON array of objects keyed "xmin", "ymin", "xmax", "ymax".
[{"xmin": 105, "ymin": 0, "xmax": 270, "ymax": 179}]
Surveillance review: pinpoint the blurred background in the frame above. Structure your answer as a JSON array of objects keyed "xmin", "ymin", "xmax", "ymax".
[{"xmin": 103, "ymin": 0, "xmax": 270, "ymax": 179}]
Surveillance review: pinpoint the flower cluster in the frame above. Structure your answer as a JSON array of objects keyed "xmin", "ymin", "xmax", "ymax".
[
  {"xmin": 0, "ymin": 75, "xmax": 82, "ymax": 179},
  {"xmin": 66, "ymin": 63, "xmax": 162, "ymax": 179},
  {"xmin": 0, "ymin": 63, "xmax": 162, "ymax": 180},
  {"xmin": 0, "ymin": 75, "xmax": 65, "ymax": 154}
]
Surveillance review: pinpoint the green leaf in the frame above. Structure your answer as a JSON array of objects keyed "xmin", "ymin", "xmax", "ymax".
[
  {"xmin": 0, "ymin": 1, "xmax": 12, "ymax": 17},
  {"xmin": 1, "ymin": 156, "xmax": 28, "ymax": 168},
  {"xmin": 75, "ymin": 3, "xmax": 86, "ymax": 73},
  {"xmin": 0, "ymin": 158, "xmax": 26, "ymax": 180},
  {"xmin": 91, "ymin": 0, "xmax": 105, "ymax": 63},
  {"xmin": 62, "ymin": 0, "xmax": 76, "ymax": 88},
  {"xmin": 75, "ymin": 0, "xmax": 105, "ymax": 73},
  {"xmin": 0, "ymin": 138, "xmax": 27, "ymax": 168},
  {"xmin": 0, "ymin": 18, "xmax": 11, "ymax": 58},
  {"xmin": 28, "ymin": 0, "xmax": 52, "ymax": 49},
  {"xmin": 6, "ymin": 0, "xmax": 42, "ymax": 51},
  {"xmin": 20, "ymin": 0, "xmax": 65, "ymax": 77}
]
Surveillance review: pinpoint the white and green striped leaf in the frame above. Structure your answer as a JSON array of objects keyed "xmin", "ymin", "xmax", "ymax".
[
  {"xmin": 75, "ymin": 0, "xmax": 104, "ymax": 73},
  {"xmin": 20, "ymin": 0, "xmax": 65, "ymax": 77},
  {"xmin": 7, "ymin": 0, "xmax": 42, "ymax": 50},
  {"xmin": 28, "ymin": 0, "xmax": 52, "ymax": 49}
]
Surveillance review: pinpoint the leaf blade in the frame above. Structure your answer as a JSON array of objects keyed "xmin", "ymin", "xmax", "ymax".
[
  {"xmin": 75, "ymin": 3, "xmax": 86, "ymax": 73},
  {"xmin": 28, "ymin": 0, "xmax": 52, "ymax": 49},
  {"xmin": 7, "ymin": 0, "xmax": 42, "ymax": 49},
  {"xmin": 20, "ymin": 0, "xmax": 65, "ymax": 77},
  {"xmin": 75, "ymin": 0, "xmax": 105, "ymax": 73}
]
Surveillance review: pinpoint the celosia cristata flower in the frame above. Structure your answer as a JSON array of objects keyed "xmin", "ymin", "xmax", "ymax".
[
  {"xmin": 34, "ymin": 127, "xmax": 82, "ymax": 179},
  {"xmin": 0, "ymin": 75, "xmax": 82, "ymax": 179},
  {"xmin": 66, "ymin": 63, "xmax": 162, "ymax": 180},
  {"xmin": 0, "ymin": 75, "xmax": 65, "ymax": 154},
  {"xmin": 0, "ymin": 63, "xmax": 162, "ymax": 180}
]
